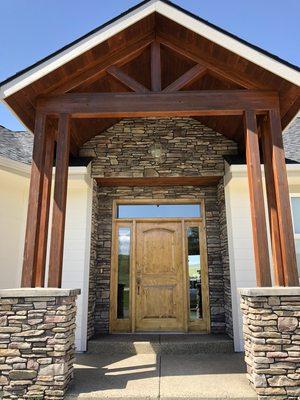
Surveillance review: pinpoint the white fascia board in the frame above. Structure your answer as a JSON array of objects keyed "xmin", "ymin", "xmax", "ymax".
[
  {"xmin": 0, "ymin": 156, "xmax": 90, "ymax": 182},
  {"xmin": 1, "ymin": 0, "xmax": 299, "ymax": 100}
]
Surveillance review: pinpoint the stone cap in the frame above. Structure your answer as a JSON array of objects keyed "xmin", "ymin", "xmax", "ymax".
[
  {"xmin": 0, "ymin": 288, "xmax": 81, "ymax": 298},
  {"xmin": 239, "ymin": 287, "xmax": 300, "ymax": 296}
]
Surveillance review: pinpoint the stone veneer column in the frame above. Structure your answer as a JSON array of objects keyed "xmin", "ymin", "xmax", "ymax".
[
  {"xmin": 0, "ymin": 288, "xmax": 80, "ymax": 399},
  {"xmin": 240, "ymin": 288, "xmax": 300, "ymax": 399}
]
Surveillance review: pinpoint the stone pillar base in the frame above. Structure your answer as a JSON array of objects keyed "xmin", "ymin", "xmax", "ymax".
[
  {"xmin": 0, "ymin": 288, "xmax": 80, "ymax": 399},
  {"xmin": 240, "ymin": 287, "xmax": 300, "ymax": 399}
]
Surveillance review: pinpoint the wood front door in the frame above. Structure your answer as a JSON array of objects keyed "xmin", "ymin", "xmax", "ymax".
[{"xmin": 135, "ymin": 221, "xmax": 185, "ymax": 331}]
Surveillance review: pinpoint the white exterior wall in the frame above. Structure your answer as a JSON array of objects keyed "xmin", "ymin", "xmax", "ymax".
[
  {"xmin": 224, "ymin": 163, "xmax": 300, "ymax": 352},
  {"xmin": 0, "ymin": 159, "xmax": 92, "ymax": 352}
]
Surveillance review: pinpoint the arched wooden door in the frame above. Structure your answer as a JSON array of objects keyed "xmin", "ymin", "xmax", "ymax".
[{"xmin": 135, "ymin": 221, "xmax": 185, "ymax": 331}]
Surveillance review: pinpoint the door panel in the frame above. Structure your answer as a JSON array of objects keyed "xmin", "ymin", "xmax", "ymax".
[{"xmin": 136, "ymin": 222, "xmax": 185, "ymax": 331}]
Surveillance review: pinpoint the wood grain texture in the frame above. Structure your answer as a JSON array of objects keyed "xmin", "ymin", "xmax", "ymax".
[
  {"xmin": 260, "ymin": 117, "xmax": 284, "ymax": 286},
  {"xmin": 37, "ymin": 90, "xmax": 279, "ymax": 117},
  {"xmin": 21, "ymin": 113, "xmax": 47, "ymax": 287},
  {"xmin": 268, "ymin": 108, "xmax": 299, "ymax": 286},
  {"xmin": 96, "ymin": 176, "xmax": 221, "ymax": 187},
  {"xmin": 163, "ymin": 64, "xmax": 207, "ymax": 92},
  {"xmin": 244, "ymin": 110, "xmax": 271, "ymax": 287},
  {"xmin": 48, "ymin": 114, "xmax": 71, "ymax": 288},
  {"xmin": 34, "ymin": 124, "xmax": 55, "ymax": 287},
  {"xmin": 106, "ymin": 65, "xmax": 150, "ymax": 93},
  {"xmin": 151, "ymin": 41, "xmax": 161, "ymax": 91}
]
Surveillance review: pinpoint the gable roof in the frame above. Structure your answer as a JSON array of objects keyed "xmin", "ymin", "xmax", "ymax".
[{"xmin": 0, "ymin": 0, "xmax": 299, "ymax": 99}]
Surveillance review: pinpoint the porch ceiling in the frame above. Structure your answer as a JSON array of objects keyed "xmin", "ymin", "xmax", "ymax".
[{"xmin": 1, "ymin": 3, "xmax": 299, "ymax": 153}]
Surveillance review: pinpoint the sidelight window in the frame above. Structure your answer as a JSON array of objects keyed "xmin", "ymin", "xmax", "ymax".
[
  {"xmin": 117, "ymin": 227, "xmax": 131, "ymax": 319},
  {"xmin": 187, "ymin": 226, "xmax": 202, "ymax": 320},
  {"xmin": 291, "ymin": 195, "xmax": 300, "ymax": 276}
]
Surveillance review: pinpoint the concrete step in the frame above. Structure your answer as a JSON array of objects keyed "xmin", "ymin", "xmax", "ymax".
[{"xmin": 87, "ymin": 333, "xmax": 234, "ymax": 355}]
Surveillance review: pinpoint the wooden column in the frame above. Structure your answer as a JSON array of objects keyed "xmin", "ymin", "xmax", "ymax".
[
  {"xmin": 260, "ymin": 117, "xmax": 284, "ymax": 285},
  {"xmin": 22, "ymin": 113, "xmax": 47, "ymax": 287},
  {"xmin": 244, "ymin": 110, "xmax": 271, "ymax": 286},
  {"xmin": 33, "ymin": 124, "xmax": 55, "ymax": 287},
  {"xmin": 48, "ymin": 114, "xmax": 70, "ymax": 287},
  {"xmin": 267, "ymin": 108, "xmax": 299, "ymax": 286}
]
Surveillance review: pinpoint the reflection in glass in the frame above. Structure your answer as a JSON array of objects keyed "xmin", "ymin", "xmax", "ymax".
[
  {"xmin": 117, "ymin": 204, "xmax": 201, "ymax": 219},
  {"xmin": 187, "ymin": 227, "xmax": 202, "ymax": 320},
  {"xmin": 117, "ymin": 227, "xmax": 130, "ymax": 319},
  {"xmin": 296, "ymin": 239, "xmax": 300, "ymax": 276}
]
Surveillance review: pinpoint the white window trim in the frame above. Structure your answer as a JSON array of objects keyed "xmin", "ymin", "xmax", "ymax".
[{"xmin": 290, "ymin": 194, "xmax": 300, "ymax": 239}]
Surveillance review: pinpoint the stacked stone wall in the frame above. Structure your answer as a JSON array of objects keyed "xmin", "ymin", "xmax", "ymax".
[
  {"xmin": 241, "ymin": 291, "xmax": 300, "ymax": 399},
  {"xmin": 80, "ymin": 117, "xmax": 237, "ymax": 336},
  {"xmin": 0, "ymin": 289, "xmax": 79, "ymax": 400}
]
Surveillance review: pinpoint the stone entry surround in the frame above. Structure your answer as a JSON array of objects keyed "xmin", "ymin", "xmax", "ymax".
[
  {"xmin": 240, "ymin": 288, "xmax": 300, "ymax": 399},
  {"xmin": 0, "ymin": 288, "xmax": 80, "ymax": 399}
]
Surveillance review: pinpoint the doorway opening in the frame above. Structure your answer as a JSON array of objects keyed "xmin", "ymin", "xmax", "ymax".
[{"xmin": 109, "ymin": 199, "xmax": 210, "ymax": 333}]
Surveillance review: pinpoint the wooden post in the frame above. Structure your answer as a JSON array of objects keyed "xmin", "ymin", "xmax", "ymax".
[
  {"xmin": 48, "ymin": 114, "xmax": 70, "ymax": 287},
  {"xmin": 260, "ymin": 117, "xmax": 285, "ymax": 286},
  {"xmin": 244, "ymin": 110, "xmax": 272, "ymax": 287},
  {"xmin": 151, "ymin": 42, "xmax": 161, "ymax": 92},
  {"xmin": 21, "ymin": 113, "xmax": 47, "ymax": 287},
  {"xmin": 33, "ymin": 124, "xmax": 55, "ymax": 287},
  {"xmin": 267, "ymin": 108, "xmax": 299, "ymax": 286}
]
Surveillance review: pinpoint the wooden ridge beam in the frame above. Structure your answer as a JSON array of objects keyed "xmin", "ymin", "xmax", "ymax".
[
  {"xmin": 163, "ymin": 64, "xmax": 207, "ymax": 92},
  {"xmin": 107, "ymin": 65, "xmax": 150, "ymax": 93},
  {"xmin": 37, "ymin": 90, "xmax": 279, "ymax": 118}
]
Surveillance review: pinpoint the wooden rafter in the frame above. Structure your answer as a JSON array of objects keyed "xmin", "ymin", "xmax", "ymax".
[
  {"xmin": 163, "ymin": 64, "xmax": 207, "ymax": 92},
  {"xmin": 151, "ymin": 42, "xmax": 161, "ymax": 91},
  {"xmin": 107, "ymin": 65, "xmax": 150, "ymax": 93},
  {"xmin": 44, "ymin": 33, "xmax": 154, "ymax": 95},
  {"xmin": 157, "ymin": 36, "xmax": 264, "ymax": 90},
  {"xmin": 37, "ymin": 90, "xmax": 279, "ymax": 117}
]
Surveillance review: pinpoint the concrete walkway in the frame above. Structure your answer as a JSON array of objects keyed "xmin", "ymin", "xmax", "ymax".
[{"xmin": 66, "ymin": 353, "xmax": 257, "ymax": 399}]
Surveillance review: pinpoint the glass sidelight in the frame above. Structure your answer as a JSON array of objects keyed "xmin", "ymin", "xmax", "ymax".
[
  {"xmin": 117, "ymin": 227, "xmax": 131, "ymax": 319},
  {"xmin": 187, "ymin": 226, "xmax": 202, "ymax": 320}
]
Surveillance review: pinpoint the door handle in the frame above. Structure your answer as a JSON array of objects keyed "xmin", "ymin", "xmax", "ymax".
[{"xmin": 136, "ymin": 277, "xmax": 141, "ymax": 295}]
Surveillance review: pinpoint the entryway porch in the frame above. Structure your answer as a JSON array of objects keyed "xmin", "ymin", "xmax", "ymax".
[{"xmin": 66, "ymin": 334, "xmax": 256, "ymax": 399}]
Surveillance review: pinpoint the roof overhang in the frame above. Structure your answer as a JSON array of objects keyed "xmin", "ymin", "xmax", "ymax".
[{"xmin": 1, "ymin": 0, "xmax": 299, "ymax": 100}]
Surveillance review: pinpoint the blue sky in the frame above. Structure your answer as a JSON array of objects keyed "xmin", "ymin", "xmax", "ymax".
[{"xmin": 1, "ymin": 0, "xmax": 299, "ymax": 131}]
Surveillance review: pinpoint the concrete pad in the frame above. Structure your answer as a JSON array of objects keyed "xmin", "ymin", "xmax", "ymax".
[
  {"xmin": 66, "ymin": 353, "xmax": 159, "ymax": 399},
  {"xmin": 160, "ymin": 353, "xmax": 257, "ymax": 399}
]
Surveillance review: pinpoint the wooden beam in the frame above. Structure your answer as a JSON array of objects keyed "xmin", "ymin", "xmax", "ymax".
[
  {"xmin": 96, "ymin": 176, "xmax": 221, "ymax": 187},
  {"xmin": 46, "ymin": 34, "xmax": 154, "ymax": 94},
  {"xmin": 21, "ymin": 113, "xmax": 47, "ymax": 287},
  {"xmin": 33, "ymin": 124, "xmax": 55, "ymax": 287},
  {"xmin": 244, "ymin": 110, "xmax": 271, "ymax": 287},
  {"xmin": 48, "ymin": 114, "xmax": 71, "ymax": 287},
  {"xmin": 107, "ymin": 65, "xmax": 150, "ymax": 93},
  {"xmin": 163, "ymin": 64, "xmax": 207, "ymax": 92},
  {"xmin": 151, "ymin": 42, "xmax": 161, "ymax": 91},
  {"xmin": 268, "ymin": 108, "xmax": 299, "ymax": 286},
  {"xmin": 260, "ymin": 118, "xmax": 284, "ymax": 286},
  {"xmin": 158, "ymin": 36, "xmax": 264, "ymax": 90},
  {"xmin": 37, "ymin": 90, "xmax": 279, "ymax": 118}
]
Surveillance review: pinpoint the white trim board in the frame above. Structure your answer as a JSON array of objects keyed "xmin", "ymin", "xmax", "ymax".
[{"xmin": 0, "ymin": 0, "xmax": 299, "ymax": 100}]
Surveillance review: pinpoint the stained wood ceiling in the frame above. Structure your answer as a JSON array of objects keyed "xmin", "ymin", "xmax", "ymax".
[{"xmin": 4, "ymin": 12, "xmax": 300, "ymax": 154}]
